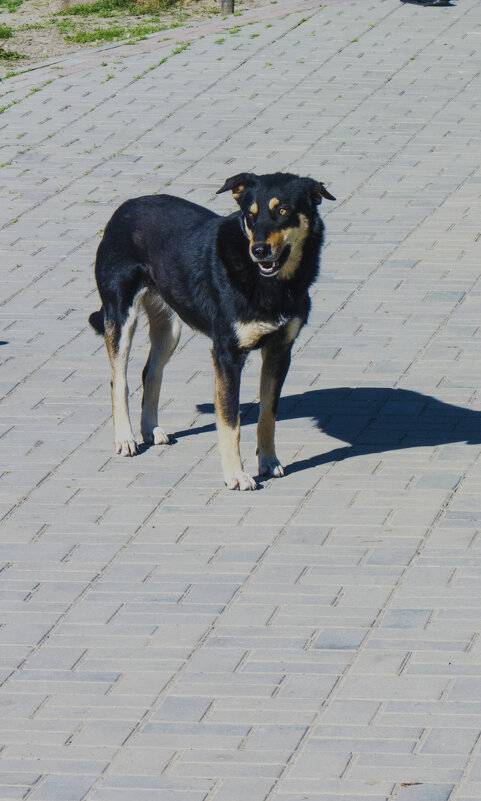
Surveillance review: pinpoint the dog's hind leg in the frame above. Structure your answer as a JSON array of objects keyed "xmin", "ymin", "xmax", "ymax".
[
  {"xmin": 141, "ymin": 292, "xmax": 181, "ymax": 445},
  {"xmin": 104, "ymin": 299, "xmax": 141, "ymax": 457},
  {"xmin": 94, "ymin": 233, "xmax": 149, "ymax": 456}
]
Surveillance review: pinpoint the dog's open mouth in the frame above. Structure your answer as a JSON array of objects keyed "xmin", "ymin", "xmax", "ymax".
[{"xmin": 257, "ymin": 260, "xmax": 281, "ymax": 277}]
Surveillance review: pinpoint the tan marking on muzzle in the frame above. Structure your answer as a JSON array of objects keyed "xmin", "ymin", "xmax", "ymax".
[
  {"xmin": 274, "ymin": 213, "xmax": 310, "ymax": 281},
  {"xmin": 244, "ymin": 218, "xmax": 255, "ymax": 245},
  {"xmin": 265, "ymin": 229, "xmax": 285, "ymax": 255}
]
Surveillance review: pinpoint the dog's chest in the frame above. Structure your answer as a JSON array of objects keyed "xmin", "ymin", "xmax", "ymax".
[{"xmin": 234, "ymin": 316, "xmax": 302, "ymax": 350}]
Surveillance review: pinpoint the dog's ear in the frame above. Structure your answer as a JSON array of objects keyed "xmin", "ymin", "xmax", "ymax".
[
  {"xmin": 309, "ymin": 180, "xmax": 336, "ymax": 204},
  {"xmin": 216, "ymin": 172, "xmax": 258, "ymax": 201}
]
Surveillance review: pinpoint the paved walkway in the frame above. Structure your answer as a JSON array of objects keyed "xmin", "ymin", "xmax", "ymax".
[{"xmin": 1, "ymin": 0, "xmax": 481, "ymax": 799}]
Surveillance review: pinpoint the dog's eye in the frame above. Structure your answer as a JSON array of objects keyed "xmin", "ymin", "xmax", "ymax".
[{"xmin": 278, "ymin": 207, "xmax": 290, "ymax": 216}]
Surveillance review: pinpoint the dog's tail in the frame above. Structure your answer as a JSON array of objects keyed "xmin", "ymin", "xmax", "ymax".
[{"xmin": 88, "ymin": 308, "xmax": 105, "ymax": 335}]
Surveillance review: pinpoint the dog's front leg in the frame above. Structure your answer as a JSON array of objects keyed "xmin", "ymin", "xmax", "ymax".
[
  {"xmin": 212, "ymin": 346, "xmax": 256, "ymax": 491},
  {"xmin": 257, "ymin": 340, "xmax": 293, "ymax": 478}
]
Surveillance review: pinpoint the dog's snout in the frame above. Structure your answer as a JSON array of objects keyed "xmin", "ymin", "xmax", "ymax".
[{"xmin": 251, "ymin": 243, "xmax": 271, "ymax": 260}]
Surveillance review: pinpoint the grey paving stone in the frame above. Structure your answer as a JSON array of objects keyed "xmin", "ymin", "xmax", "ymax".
[
  {"xmin": 28, "ymin": 775, "xmax": 97, "ymax": 801},
  {"xmin": 312, "ymin": 628, "xmax": 367, "ymax": 651},
  {"xmin": 391, "ymin": 784, "xmax": 454, "ymax": 801}
]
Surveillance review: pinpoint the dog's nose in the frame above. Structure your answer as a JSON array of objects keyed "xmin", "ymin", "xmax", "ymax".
[{"xmin": 251, "ymin": 243, "xmax": 271, "ymax": 260}]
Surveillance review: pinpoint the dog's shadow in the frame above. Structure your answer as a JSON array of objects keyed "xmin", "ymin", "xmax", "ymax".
[
  {"xmin": 174, "ymin": 387, "xmax": 481, "ymax": 474},
  {"xmin": 400, "ymin": 0, "xmax": 455, "ymax": 6}
]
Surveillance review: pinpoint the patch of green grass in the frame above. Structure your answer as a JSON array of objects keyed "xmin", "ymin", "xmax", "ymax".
[
  {"xmin": 0, "ymin": 46, "xmax": 22, "ymax": 60},
  {"xmin": 0, "ymin": 23, "xmax": 13, "ymax": 38},
  {"xmin": 63, "ymin": 25, "xmax": 128, "ymax": 42},
  {"xmin": 171, "ymin": 41, "xmax": 188, "ymax": 55},
  {"xmin": 54, "ymin": 6, "xmax": 185, "ymax": 46},
  {"xmin": 54, "ymin": 18, "xmax": 75, "ymax": 35},
  {"xmin": 0, "ymin": 0, "xmax": 23, "ymax": 11},
  {"xmin": 130, "ymin": 21, "xmax": 168, "ymax": 37},
  {"xmin": 18, "ymin": 23, "xmax": 46, "ymax": 31},
  {"xmin": 57, "ymin": 0, "xmax": 180, "ymax": 17},
  {"xmin": 58, "ymin": 0, "xmax": 132, "ymax": 17},
  {"xmin": 60, "ymin": 19, "xmax": 171, "ymax": 43}
]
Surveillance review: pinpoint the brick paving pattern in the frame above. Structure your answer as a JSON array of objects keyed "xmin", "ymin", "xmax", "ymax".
[{"xmin": 1, "ymin": 0, "xmax": 481, "ymax": 799}]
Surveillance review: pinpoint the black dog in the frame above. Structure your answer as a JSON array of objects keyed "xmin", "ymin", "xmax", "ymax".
[{"xmin": 89, "ymin": 171, "xmax": 335, "ymax": 489}]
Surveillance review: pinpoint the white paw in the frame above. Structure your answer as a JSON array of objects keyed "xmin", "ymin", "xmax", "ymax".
[
  {"xmin": 142, "ymin": 426, "xmax": 169, "ymax": 445},
  {"xmin": 258, "ymin": 455, "xmax": 285, "ymax": 478},
  {"xmin": 115, "ymin": 437, "xmax": 138, "ymax": 457},
  {"xmin": 225, "ymin": 471, "xmax": 258, "ymax": 491}
]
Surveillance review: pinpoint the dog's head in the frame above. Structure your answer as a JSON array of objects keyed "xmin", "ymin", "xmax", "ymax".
[{"xmin": 217, "ymin": 171, "xmax": 335, "ymax": 279}]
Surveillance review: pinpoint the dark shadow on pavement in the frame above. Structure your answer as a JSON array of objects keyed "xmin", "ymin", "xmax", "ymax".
[
  {"xmin": 184, "ymin": 387, "xmax": 481, "ymax": 475},
  {"xmin": 400, "ymin": 0, "xmax": 455, "ymax": 6}
]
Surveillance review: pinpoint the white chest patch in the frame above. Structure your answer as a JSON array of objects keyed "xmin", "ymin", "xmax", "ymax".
[
  {"xmin": 235, "ymin": 320, "xmax": 282, "ymax": 350},
  {"xmin": 235, "ymin": 316, "xmax": 303, "ymax": 350}
]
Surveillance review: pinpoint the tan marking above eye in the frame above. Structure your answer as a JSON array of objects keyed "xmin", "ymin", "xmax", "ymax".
[
  {"xmin": 232, "ymin": 185, "xmax": 245, "ymax": 199},
  {"xmin": 268, "ymin": 197, "xmax": 280, "ymax": 211},
  {"xmin": 249, "ymin": 202, "xmax": 259, "ymax": 215}
]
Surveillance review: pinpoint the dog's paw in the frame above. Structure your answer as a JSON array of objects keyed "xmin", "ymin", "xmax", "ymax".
[
  {"xmin": 258, "ymin": 455, "xmax": 285, "ymax": 478},
  {"xmin": 225, "ymin": 471, "xmax": 258, "ymax": 491},
  {"xmin": 142, "ymin": 426, "xmax": 169, "ymax": 445},
  {"xmin": 115, "ymin": 437, "xmax": 138, "ymax": 457}
]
